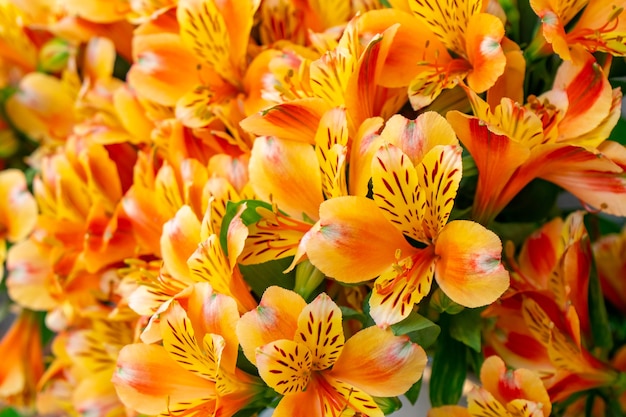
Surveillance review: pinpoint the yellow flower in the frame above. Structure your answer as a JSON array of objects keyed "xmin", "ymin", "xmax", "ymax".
[{"xmin": 237, "ymin": 286, "xmax": 427, "ymax": 417}]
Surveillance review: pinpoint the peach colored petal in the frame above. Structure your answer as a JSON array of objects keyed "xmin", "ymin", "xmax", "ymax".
[
  {"xmin": 161, "ymin": 205, "xmax": 202, "ymax": 281},
  {"xmin": 112, "ymin": 343, "xmax": 216, "ymax": 415},
  {"xmin": 305, "ymin": 196, "xmax": 414, "ymax": 283},
  {"xmin": 249, "ymin": 136, "xmax": 323, "ymax": 221},
  {"xmin": 329, "ymin": 326, "xmax": 427, "ymax": 397},
  {"xmin": 435, "ymin": 220, "xmax": 509, "ymax": 307},
  {"xmin": 465, "ymin": 13, "xmax": 506, "ymax": 93},
  {"xmin": 0, "ymin": 169, "xmax": 37, "ymax": 243},
  {"xmin": 236, "ymin": 286, "xmax": 306, "ymax": 364}
]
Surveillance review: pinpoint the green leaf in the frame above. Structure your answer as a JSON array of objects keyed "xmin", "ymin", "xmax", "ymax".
[
  {"xmin": 588, "ymin": 255, "xmax": 613, "ymax": 354},
  {"xmin": 238, "ymin": 257, "xmax": 296, "ymax": 299},
  {"xmin": 219, "ymin": 200, "xmax": 274, "ymax": 256},
  {"xmin": 404, "ymin": 378, "xmax": 423, "ymax": 406},
  {"xmin": 449, "ymin": 308, "xmax": 483, "ymax": 352},
  {"xmin": 0, "ymin": 408, "xmax": 20, "ymax": 417},
  {"xmin": 608, "ymin": 116, "xmax": 626, "ymax": 146},
  {"xmin": 373, "ymin": 396, "xmax": 402, "ymax": 414},
  {"xmin": 429, "ymin": 328, "xmax": 467, "ymax": 407},
  {"xmin": 391, "ymin": 310, "xmax": 441, "ymax": 349}
]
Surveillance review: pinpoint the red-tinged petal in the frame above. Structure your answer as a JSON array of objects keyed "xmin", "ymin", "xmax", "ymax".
[
  {"xmin": 516, "ymin": 217, "xmax": 563, "ymax": 290},
  {"xmin": 379, "ymin": 113, "xmax": 459, "ymax": 166},
  {"xmin": 329, "ymin": 326, "xmax": 427, "ymax": 397},
  {"xmin": 240, "ymin": 98, "xmax": 330, "ymax": 144},
  {"xmin": 345, "ymin": 27, "xmax": 402, "ymax": 126},
  {"xmin": 305, "ymin": 196, "xmax": 414, "ymax": 283},
  {"xmin": 417, "ymin": 145, "xmax": 463, "ymax": 240},
  {"xmin": 256, "ymin": 340, "xmax": 312, "ymax": 395},
  {"xmin": 295, "ymin": 293, "xmax": 344, "ymax": 370},
  {"xmin": 435, "ymin": 220, "xmax": 509, "ymax": 308},
  {"xmin": 553, "ymin": 47, "xmax": 613, "ymax": 140},
  {"xmin": 480, "ymin": 356, "xmax": 552, "ymax": 415},
  {"xmin": 370, "ymin": 249, "xmax": 436, "ymax": 326},
  {"xmin": 161, "ymin": 205, "xmax": 201, "ymax": 281},
  {"xmin": 128, "ymin": 32, "xmax": 199, "ymax": 106},
  {"xmin": 236, "ymin": 286, "xmax": 306, "ymax": 364},
  {"xmin": 249, "ymin": 136, "xmax": 323, "ymax": 221},
  {"xmin": 446, "ymin": 111, "xmax": 531, "ymax": 224},
  {"xmin": 465, "ymin": 13, "xmax": 506, "ymax": 93},
  {"xmin": 112, "ymin": 343, "xmax": 216, "ymax": 415},
  {"xmin": 592, "ymin": 229, "xmax": 626, "ymax": 314},
  {"xmin": 532, "ymin": 145, "xmax": 626, "ymax": 216},
  {"xmin": 371, "ymin": 144, "xmax": 423, "ymax": 242}
]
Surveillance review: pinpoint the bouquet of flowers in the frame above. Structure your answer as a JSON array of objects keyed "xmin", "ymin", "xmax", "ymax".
[{"xmin": 0, "ymin": 0, "xmax": 625, "ymax": 416}]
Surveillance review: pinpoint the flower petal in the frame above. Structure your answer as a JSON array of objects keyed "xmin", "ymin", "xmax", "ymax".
[
  {"xmin": 161, "ymin": 301, "xmax": 222, "ymax": 380},
  {"xmin": 236, "ymin": 286, "xmax": 306, "ymax": 365},
  {"xmin": 435, "ymin": 220, "xmax": 509, "ymax": 307},
  {"xmin": 295, "ymin": 293, "xmax": 345, "ymax": 370},
  {"xmin": 416, "ymin": 145, "xmax": 462, "ymax": 240},
  {"xmin": 329, "ymin": 326, "xmax": 427, "ymax": 397},
  {"xmin": 465, "ymin": 13, "xmax": 506, "ymax": 93},
  {"xmin": 112, "ymin": 343, "xmax": 216, "ymax": 415},
  {"xmin": 371, "ymin": 143, "xmax": 423, "ymax": 242},
  {"xmin": 256, "ymin": 340, "xmax": 312, "ymax": 395},
  {"xmin": 305, "ymin": 196, "xmax": 414, "ymax": 283},
  {"xmin": 161, "ymin": 205, "xmax": 201, "ymax": 281},
  {"xmin": 249, "ymin": 136, "xmax": 323, "ymax": 221}
]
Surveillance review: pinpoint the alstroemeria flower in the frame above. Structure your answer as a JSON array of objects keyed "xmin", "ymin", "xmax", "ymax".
[
  {"xmin": 237, "ymin": 286, "xmax": 427, "ymax": 417},
  {"xmin": 406, "ymin": 0, "xmax": 508, "ymax": 108},
  {"xmin": 429, "ymin": 356, "xmax": 551, "ymax": 417},
  {"xmin": 530, "ymin": 0, "xmax": 626, "ymax": 60},
  {"xmin": 113, "ymin": 283, "xmax": 266, "ymax": 417},
  {"xmin": 129, "ymin": 202, "xmax": 257, "ymax": 343},
  {"xmin": 0, "ymin": 169, "xmax": 37, "ymax": 280},
  {"xmin": 304, "ymin": 113, "xmax": 509, "ymax": 326},
  {"xmin": 0, "ymin": 309, "xmax": 44, "ymax": 411},
  {"xmin": 238, "ymin": 107, "xmax": 350, "ymax": 269},
  {"xmin": 592, "ymin": 224, "xmax": 626, "ymax": 314},
  {"xmin": 505, "ymin": 211, "xmax": 592, "ymax": 336},
  {"xmin": 484, "ymin": 214, "xmax": 620, "ymax": 402},
  {"xmin": 447, "ymin": 48, "xmax": 625, "ymax": 225}
]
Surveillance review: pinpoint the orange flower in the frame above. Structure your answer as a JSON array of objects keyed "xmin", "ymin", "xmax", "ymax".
[
  {"xmin": 447, "ymin": 48, "xmax": 625, "ymax": 225},
  {"xmin": 236, "ymin": 286, "xmax": 427, "ymax": 417},
  {"xmin": 429, "ymin": 356, "xmax": 551, "ymax": 417},
  {"xmin": 484, "ymin": 213, "xmax": 620, "ymax": 402},
  {"xmin": 0, "ymin": 169, "xmax": 37, "ymax": 280},
  {"xmin": 304, "ymin": 113, "xmax": 509, "ymax": 326},
  {"xmin": 592, "ymin": 224, "xmax": 626, "ymax": 315},
  {"xmin": 113, "ymin": 283, "xmax": 266, "ymax": 416},
  {"xmin": 0, "ymin": 309, "xmax": 44, "ymax": 411},
  {"xmin": 530, "ymin": 0, "xmax": 626, "ymax": 60},
  {"xmin": 406, "ymin": 0, "xmax": 508, "ymax": 108}
]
